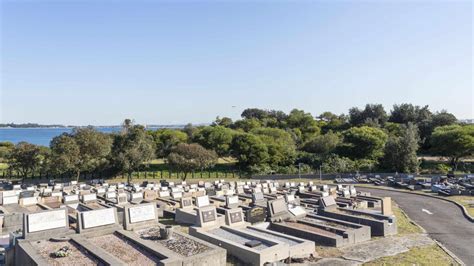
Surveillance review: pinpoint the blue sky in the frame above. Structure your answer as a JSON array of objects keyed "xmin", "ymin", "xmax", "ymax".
[{"xmin": 1, "ymin": 0, "xmax": 472, "ymax": 125}]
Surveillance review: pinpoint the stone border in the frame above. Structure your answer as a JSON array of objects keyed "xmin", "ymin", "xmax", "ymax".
[{"xmin": 354, "ymin": 185, "xmax": 474, "ymax": 223}]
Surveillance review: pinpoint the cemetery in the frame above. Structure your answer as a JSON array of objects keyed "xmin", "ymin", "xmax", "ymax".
[{"xmin": 0, "ymin": 178, "xmax": 461, "ymax": 265}]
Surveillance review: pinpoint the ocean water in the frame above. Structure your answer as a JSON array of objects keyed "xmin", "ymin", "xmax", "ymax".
[{"xmin": 0, "ymin": 127, "xmax": 166, "ymax": 146}]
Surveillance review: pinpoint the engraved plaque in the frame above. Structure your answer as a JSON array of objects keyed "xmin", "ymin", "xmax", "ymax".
[
  {"xmin": 202, "ymin": 209, "xmax": 216, "ymax": 223},
  {"xmin": 230, "ymin": 211, "xmax": 243, "ymax": 224}
]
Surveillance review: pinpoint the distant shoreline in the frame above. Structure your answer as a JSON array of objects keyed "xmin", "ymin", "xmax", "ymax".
[{"xmin": 0, "ymin": 125, "xmax": 192, "ymax": 129}]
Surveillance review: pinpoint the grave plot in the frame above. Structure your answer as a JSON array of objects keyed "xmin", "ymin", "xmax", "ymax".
[
  {"xmin": 15, "ymin": 208, "xmax": 116, "ymax": 266},
  {"xmin": 40, "ymin": 196, "xmax": 63, "ymax": 209},
  {"xmin": 302, "ymin": 214, "xmax": 371, "ymax": 244},
  {"xmin": 263, "ymin": 198, "xmax": 365, "ymax": 247},
  {"xmin": 355, "ymin": 194, "xmax": 383, "ymax": 208},
  {"xmin": 124, "ymin": 203, "xmax": 226, "ymax": 266},
  {"xmin": 317, "ymin": 196, "xmax": 397, "ymax": 237},
  {"xmin": 87, "ymin": 232, "xmax": 163, "ymax": 265},
  {"xmin": 74, "ymin": 205, "xmax": 183, "ymax": 265},
  {"xmin": 175, "ymin": 196, "xmax": 225, "ymax": 225},
  {"xmin": 19, "ymin": 196, "xmax": 52, "ymax": 213},
  {"xmin": 190, "ymin": 206, "xmax": 289, "ymax": 266},
  {"xmin": 22, "ymin": 239, "xmax": 100, "ymax": 266},
  {"xmin": 225, "ymin": 207, "xmax": 314, "ymax": 258},
  {"xmin": 0, "ymin": 204, "xmax": 27, "ymax": 233}
]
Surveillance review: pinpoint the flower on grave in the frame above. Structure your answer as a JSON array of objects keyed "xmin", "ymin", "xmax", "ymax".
[{"xmin": 53, "ymin": 246, "xmax": 72, "ymax": 258}]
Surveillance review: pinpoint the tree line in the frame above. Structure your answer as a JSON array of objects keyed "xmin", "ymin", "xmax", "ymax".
[{"xmin": 2, "ymin": 104, "xmax": 473, "ymax": 182}]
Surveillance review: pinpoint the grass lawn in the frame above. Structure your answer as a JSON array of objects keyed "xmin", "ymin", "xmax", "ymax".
[
  {"xmin": 363, "ymin": 244, "xmax": 457, "ymax": 266},
  {"xmin": 392, "ymin": 201, "xmax": 423, "ymax": 235}
]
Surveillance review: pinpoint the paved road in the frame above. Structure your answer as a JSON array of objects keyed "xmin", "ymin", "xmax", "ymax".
[{"xmin": 359, "ymin": 188, "xmax": 474, "ymax": 265}]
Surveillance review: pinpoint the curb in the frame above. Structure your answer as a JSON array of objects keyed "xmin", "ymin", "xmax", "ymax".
[
  {"xmin": 395, "ymin": 201, "xmax": 465, "ymax": 266},
  {"xmin": 354, "ymin": 185, "xmax": 474, "ymax": 223},
  {"xmin": 432, "ymin": 239, "xmax": 465, "ymax": 266}
]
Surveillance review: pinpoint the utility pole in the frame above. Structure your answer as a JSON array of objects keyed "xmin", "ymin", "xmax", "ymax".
[
  {"xmin": 298, "ymin": 163, "xmax": 302, "ymax": 179},
  {"xmin": 319, "ymin": 164, "xmax": 322, "ymax": 182}
]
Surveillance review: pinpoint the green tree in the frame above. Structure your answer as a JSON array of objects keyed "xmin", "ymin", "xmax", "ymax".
[
  {"xmin": 319, "ymin": 112, "xmax": 349, "ymax": 133},
  {"xmin": 0, "ymin": 142, "xmax": 14, "ymax": 163},
  {"xmin": 8, "ymin": 142, "xmax": 46, "ymax": 181},
  {"xmin": 167, "ymin": 143, "xmax": 218, "ymax": 180},
  {"xmin": 193, "ymin": 126, "xmax": 235, "ymax": 157},
  {"xmin": 388, "ymin": 104, "xmax": 432, "ymax": 124},
  {"xmin": 112, "ymin": 123, "xmax": 156, "ymax": 183},
  {"xmin": 430, "ymin": 125, "xmax": 474, "ymax": 170},
  {"xmin": 213, "ymin": 116, "xmax": 233, "ymax": 127},
  {"xmin": 349, "ymin": 104, "xmax": 388, "ymax": 126},
  {"xmin": 231, "ymin": 133, "xmax": 269, "ymax": 168},
  {"xmin": 241, "ymin": 108, "xmax": 269, "ymax": 121},
  {"xmin": 150, "ymin": 129, "xmax": 188, "ymax": 158},
  {"xmin": 321, "ymin": 154, "xmax": 355, "ymax": 173},
  {"xmin": 73, "ymin": 127, "xmax": 113, "ymax": 179},
  {"xmin": 49, "ymin": 134, "xmax": 81, "ymax": 177},
  {"xmin": 233, "ymin": 118, "xmax": 262, "ymax": 132},
  {"xmin": 49, "ymin": 127, "xmax": 112, "ymax": 180},
  {"xmin": 251, "ymin": 127, "xmax": 296, "ymax": 167},
  {"xmin": 419, "ymin": 111, "xmax": 458, "ymax": 149},
  {"xmin": 339, "ymin": 126, "xmax": 388, "ymax": 160},
  {"xmin": 382, "ymin": 123, "xmax": 420, "ymax": 172},
  {"xmin": 302, "ymin": 132, "xmax": 340, "ymax": 155},
  {"xmin": 286, "ymin": 109, "xmax": 320, "ymax": 143},
  {"xmin": 183, "ymin": 123, "xmax": 199, "ymax": 140}
]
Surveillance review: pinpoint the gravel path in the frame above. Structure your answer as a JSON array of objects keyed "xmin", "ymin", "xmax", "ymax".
[
  {"xmin": 209, "ymin": 227, "xmax": 272, "ymax": 250},
  {"xmin": 30, "ymin": 240, "xmax": 98, "ymax": 266},
  {"xmin": 243, "ymin": 228, "xmax": 300, "ymax": 246},
  {"xmin": 88, "ymin": 233, "xmax": 160, "ymax": 265},
  {"xmin": 137, "ymin": 227, "xmax": 210, "ymax": 256}
]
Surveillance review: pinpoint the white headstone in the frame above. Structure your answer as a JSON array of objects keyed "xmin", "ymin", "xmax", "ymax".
[
  {"xmin": 289, "ymin": 206, "xmax": 307, "ymax": 217},
  {"xmin": 171, "ymin": 192, "xmax": 182, "ymax": 199},
  {"xmin": 52, "ymin": 192, "xmax": 62, "ymax": 197},
  {"xmin": 82, "ymin": 208, "xmax": 116, "ymax": 229},
  {"xmin": 28, "ymin": 209, "xmax": 67, "ymax": 232},
  {"xmin": 159, "ymin": 191, "xmax": 170, "ymax": 198},
  {"xmin": 129, "ymin": 204, "xmax": 155, "ymax": 223},
  {"xmin": 3, "ymin": 195, "xmax": 18, "ymax": 205},
  {"xmin": 226, "ymin": 195, "xmax": 239, "ymax": 208},
  {"xmin": 21, "ymin": 197, "xmax": 38, "ymax": 206},
  {"xmin": 286, "ymin": 194, "xmax": 295, "ymax": 203},
  {"xmin": 64, "ymin": 194, "xmax": 79, "ymax": 203},
  {"xmin": 82, "ymin": 194, "xmax": 97, "ymax": 202},
  {"xmin": 196, "ymin": 195, "xmax": 210, "ymax": 207},
  {"xmin": 131, "ymin": 192, "xmax": 143, "ymax": 200},
  {"xmin": 2, "ymin": 190, "xmax": 16, "ymax": 198}
]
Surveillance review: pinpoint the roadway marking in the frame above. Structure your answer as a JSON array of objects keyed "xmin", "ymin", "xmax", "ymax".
[{"xmin": 422, "ymin": 209, "xmax": 433, "ymax": 215}]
